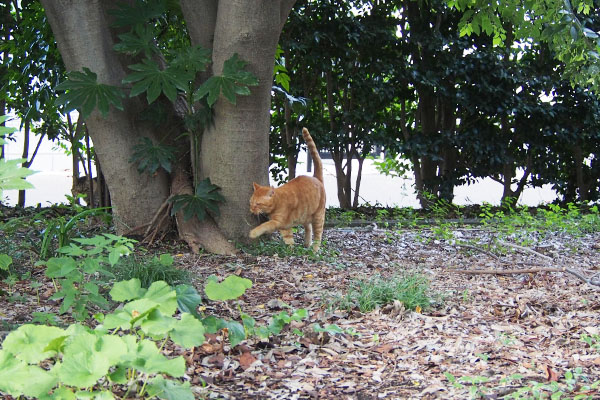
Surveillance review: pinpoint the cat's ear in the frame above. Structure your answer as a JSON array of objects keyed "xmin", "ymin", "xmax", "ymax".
[
  {"xmin": 268, "ymin": 187, "xmax": 275, "ymax": 197},
  {"xmin": 253, "ymin": 182, "xmax": 260, "ymax": 191}
]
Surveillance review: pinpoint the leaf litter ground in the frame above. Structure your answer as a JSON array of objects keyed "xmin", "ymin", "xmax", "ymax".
[{"xmin": 1, "ymin": 225, "xmax": 599, "ymax": 399}]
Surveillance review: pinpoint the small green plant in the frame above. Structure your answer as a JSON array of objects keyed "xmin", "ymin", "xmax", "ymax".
[
  {"xmin": 39, "ymin": 207, "xmax": 112, "ymax": 259},
  {"xmin": 112, "ymin": 252, "xmax": 190, "ymax": 288},
  {"xmin": 242, "ymin": 308, "xmax": 308, "ymax": 339},
  {"xmin": 333, "ymin": 273, "xmax": 433, "ymax": 313},
  {"xmin": 0, "ymin": 279, "xmax": 203, "ymax": 399},
  {"xmin": 37, "ymin": 234, "xmax": 136, "ymax": 321},
  {"xmin": 581, "ymin": 333, "xmax": 600, "ymax": 350},
  {"xmin": 31, "ymin": 311, "xmax": 61, "ymax": 326},
  {"xmin": 313, "ymin": 323, "xmax": 361, "ymax": 337}
]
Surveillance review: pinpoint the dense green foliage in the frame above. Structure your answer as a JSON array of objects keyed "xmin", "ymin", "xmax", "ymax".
[{"xmin": 272, "ymin": 0, "xmax": 600, "ymax": 208}]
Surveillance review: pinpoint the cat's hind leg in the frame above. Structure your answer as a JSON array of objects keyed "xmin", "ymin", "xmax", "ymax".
[
  {"xmin": 311, "ymin": 210, "xmax": 326, "ymax": 252},
  {"xmin": 280, "ymin": 228, "xmax": 295, "ymax": 246},
  {"xmin": 303, "ymin": 223, "xmax": 313, "ymax": 247}
]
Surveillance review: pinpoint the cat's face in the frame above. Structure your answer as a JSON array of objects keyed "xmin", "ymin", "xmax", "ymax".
[{"xmin": 249, "ymin": 182, "xmax": 275, "ymax": 215}]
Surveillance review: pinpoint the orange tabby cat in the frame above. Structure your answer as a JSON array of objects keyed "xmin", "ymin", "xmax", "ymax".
[{"xmin": 249, "ymin": 127, "xmax": 326, "ymax": 251}]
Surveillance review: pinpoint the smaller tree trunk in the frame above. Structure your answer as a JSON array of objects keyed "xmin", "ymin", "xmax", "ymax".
[{"xmin": 18, "ymin": 120, "xmax": 30, "ymax": 207}]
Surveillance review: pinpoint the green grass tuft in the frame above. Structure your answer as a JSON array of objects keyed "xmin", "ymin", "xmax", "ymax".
[{"xmin": 333, "ymin": 273, "xmax": 433, "ymax": 313}]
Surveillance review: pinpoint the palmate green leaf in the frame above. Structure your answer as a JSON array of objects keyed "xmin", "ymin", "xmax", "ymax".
[
  {"xmin": 123, "ymin": 59, "xmax": 193, "ymax": 104},
  {"xmin": 129, "ymin": 137, "xmax": 176, "ymax": 174},
  {"xmin": 170, "ymin": 45, "xmax": 211, "ymax": 74},
  {"xmin": 0, "ymin": 158, "xmax": 36, "ymax": 195},
  {"xmin": 204, "ymin": 275, "xmax": 252, "ymax": 301},
  {"xmin": 147, "ymin": 376, "xmax": 194, "ymax": 400},
  {"xmin": 114, "ymin": 24, "xmax": 159, "ymax": 57},
  {"xmin": 194, "ymin": 53, "xmax": 259, "ymax": 106},
  {"xmin": 2, "ymin": 324, "xmax": 66, "ymax": 363},
  {"xmin": 169, "ymin": 178, "xmax": 225, "ymax": 222},
  {"xmin": 55, "ymin": 68, "xmax": 125, "ymax": 118},
  {"xmin": 0, "ymin": 115, "xmax": 17, "ymax": 137}
]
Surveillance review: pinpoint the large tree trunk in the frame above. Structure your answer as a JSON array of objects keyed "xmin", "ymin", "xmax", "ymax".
[
  {"xmin": 42, "ymin": 0, "xmax": 169, "ymax": 233},
  {"xmin": 183, "ymin": 0, "xmax": 295, "ymax": 241},
  {"xmin": 43, "ymin": 0, "xmax": 294, "ymax": 250}
]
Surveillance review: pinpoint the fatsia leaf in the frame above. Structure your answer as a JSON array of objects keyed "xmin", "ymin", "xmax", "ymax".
[
  {"xmin": 55, "ymin": 68, "xmax": 125, "ymax": 118},
  {"xmin": 170, "ymin": 45, "xmax": 212, "ymax": 74},
  {"xmin": 204, "ymin": 275, "xmax": 252, "ymax": 301},
  {"xmin": 113, "ymin": 24, "xmax": 159, "ymax": 57},
  {"xmin": 123, "ymin": 59, "xmax": 193, "ymax": 104},
  {"xmin": 168, "ymin": 178, "xmax": 225, "ymax": 222},
  {"xmin": 0, "ymin": 158, "xmax": 36, "ymax": 195},
  {"xmin": 129, "ymin": 137, "xmax": 176, "ymax": 174},
  {"xmin": 194, "ymin": 53, "xmax": 258, "ymax": 106}
]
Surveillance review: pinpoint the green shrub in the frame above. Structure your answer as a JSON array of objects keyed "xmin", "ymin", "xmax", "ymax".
[{"xmin": 111, "ymin": 252, "xmax": 190, "ymax": 288}]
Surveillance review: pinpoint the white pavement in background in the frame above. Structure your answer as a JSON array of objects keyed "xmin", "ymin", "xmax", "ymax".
[{"xmin": 2, "ymin": 135, "xmax": 556, "ymax": 208}]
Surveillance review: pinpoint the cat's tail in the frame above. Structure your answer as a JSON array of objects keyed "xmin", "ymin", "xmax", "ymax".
[{"xmin": 302, "ymin": 127, "xmax": 323, "ymax": 183}]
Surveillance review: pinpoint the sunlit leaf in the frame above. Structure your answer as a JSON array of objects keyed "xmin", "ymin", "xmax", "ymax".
[
  {"xmin": 123, "ymin": 59, "xmax": 193, "ymax": 104},
  {"xmin": 194, "ymin": 53, "xmax": 258, "ymax": 106},
  {"xmin": 55, "ymin": 68, "xmax": 125, "ymax": 118}
]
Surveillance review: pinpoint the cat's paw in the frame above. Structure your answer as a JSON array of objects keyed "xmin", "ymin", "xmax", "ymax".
[{"xmin": 249, "ymin": 228, "xmax": 260, "ymax": 239}]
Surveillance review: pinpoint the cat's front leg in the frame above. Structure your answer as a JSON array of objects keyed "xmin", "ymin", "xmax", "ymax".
[
  {"xmin": 280, "ymin": 228, "xmax": 295, "ymax": 246},
  {"xmin": 249, "ymin": 220, "xmax": 280, "ymax": 239}
]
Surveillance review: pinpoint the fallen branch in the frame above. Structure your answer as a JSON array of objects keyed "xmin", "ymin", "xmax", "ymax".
[
  {"xmin": 497, "ymin": 240, "xmax": 553, "ymax": 261},
  {"xmin": 451, "ymin": 240, "xmax": 599, "ymax": 287},
  {"xmin": 455, "ymin": 242, "xmax": 503, "ymax": 262}
]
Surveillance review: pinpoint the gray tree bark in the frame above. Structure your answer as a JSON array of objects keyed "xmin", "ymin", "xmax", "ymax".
[
  {"xmin": 41, "ymin": 0, "xmax": 169, "ymax": 233},
  {"xmin": 182, "ymin": 0, "xmax": 295, "ymax": 240},
  {"xmin": 42, "ymin": 0, "xmax": 295, "ymax": 248}
]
